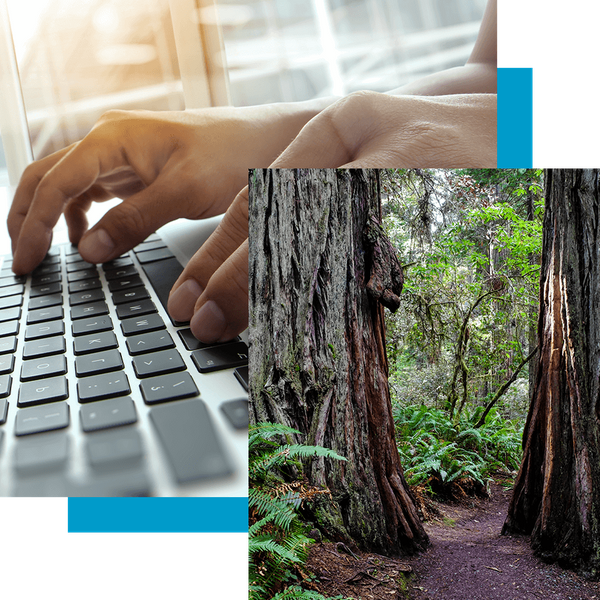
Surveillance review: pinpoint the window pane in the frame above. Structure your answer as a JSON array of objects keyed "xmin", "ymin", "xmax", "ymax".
[
  {"xmin": 7, "ymin": 0, "xmax": 184, "ymax": 160},
  {"xmin": 219, "ymin": 0, "xmax": 487, "ymax": 106}
]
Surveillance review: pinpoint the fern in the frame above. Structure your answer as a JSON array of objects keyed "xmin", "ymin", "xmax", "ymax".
[{"xmin": 249, "ymin": 422, "xmax": 348, "ymax": 600}]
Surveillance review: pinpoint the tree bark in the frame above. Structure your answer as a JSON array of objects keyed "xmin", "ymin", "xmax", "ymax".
[
  {"xmin": 503, "ymin": 169, "xmax": 600, "ymax": 579},
  {"xmin": 248, "ymin": 168, "xmax": 428, "ymax": 556}
]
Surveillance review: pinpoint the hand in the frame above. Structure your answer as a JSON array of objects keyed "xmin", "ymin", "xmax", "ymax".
[{"xmin": 168, "ymin": 91, "xmax": 497, "ymax": 343}]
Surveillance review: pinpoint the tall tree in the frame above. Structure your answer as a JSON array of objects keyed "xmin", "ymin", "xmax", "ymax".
[
  {"xmin": 248, "ymin": 169, "xmax": 428, "ymax": 555},
  {"xmin": 503, "ymin": 169, "xmax": 600, "ymax": 579}
]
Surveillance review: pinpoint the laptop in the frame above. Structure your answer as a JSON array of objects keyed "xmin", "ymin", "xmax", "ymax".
[{"xmin": 0, "ymin": 189, "xmax": 249, "ymax": 497}]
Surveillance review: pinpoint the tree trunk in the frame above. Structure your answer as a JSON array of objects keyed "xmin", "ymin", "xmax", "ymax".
[
  {"xmin": 503, "ymin": 169, "xmax": 600, "ymax": 579},
  {"xmin": 248, "ymin": 168, "xmax": 428, "ymax": 556}
]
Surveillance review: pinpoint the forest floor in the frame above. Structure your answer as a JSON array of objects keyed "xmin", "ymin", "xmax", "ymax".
[{"xmin": 305, "ymin": 480, "xmax": 600, "ymax": 600}]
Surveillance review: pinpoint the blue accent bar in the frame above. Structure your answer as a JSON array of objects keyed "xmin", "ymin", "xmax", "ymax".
[
  {"xmin": 68, "ymin": 497, "xmax": 249, "ymax": 532},
  {"xmin": 497, "ymin": 68, "xmax": 533, "ymax": 168}
]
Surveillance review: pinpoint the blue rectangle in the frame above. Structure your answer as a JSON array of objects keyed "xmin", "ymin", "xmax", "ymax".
[
  {"xmin": 68, "ymin": 497, "xmax": 248, "ymax": 532},
  {"xmin": 497, "ymin": 68, "xmax": 533, "ymax": 168}
]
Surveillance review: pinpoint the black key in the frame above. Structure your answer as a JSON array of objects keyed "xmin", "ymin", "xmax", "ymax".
[
  {"xmin": 221, "ymin": 398, "xmax": 249, "ymax": 430},
  {"xmin": 120, "ymin": 313, "xmax": 165, "ymax": 336},
  {"xmin": 14, "ymin": 434, "xmax": 68, "ymax": 474},
  {"xmin": 65, "ymin": 251, "xmax": 83, "ymax": 263},
  {"xmin": 20, "ymin": 355, "xmax": 67, "ymax": 382},
  {"xmin": 0, "ymin": 337, "xmax": 17, "ymax": 354},
  {"xmin": 65, "ymin": 244, "xmax": 81, "ymax": 255},
  {"xmin": 0, "ymin": 354, "xmax": 15, "ymax": 374},
  {"xmin": 102, "ymin": 255, "xmax": 133, "ymax": 272},
  {"xmin": 69, "ymin": 288, "xmax": 105, "ymax": 306},
  {"xmin": 77, "ymin": 372, "xmax": 131, "ymax": 403},
  {"xmin": 141, "ymin": 257, "xmax": 183, "ymax": 313},
  {"xmin": 191, "ymin": 342, "xmax": 249, "ymax": 373},
  {"xmin": 15, "ymin": 402, "xmax": 69, "ymax": 435},
  {"xmin": 28, "ymin": 294, "xmax": 63, "ymax": 310},
  {"xmin": 75, "ymin": 349, "xmax": 123, "ymax": 377},
  {"xmin": 23, "ymin": 336, "xmax": 66, "ymax": 359},
  {"xmin": 72, "ymin": 315, "xmax": 114, "ymax": 336},
  {"xmin": 234, "ymin": 365, "xmax": 249, "ymax": 392},
  {"xmin": 149, "ymin": 399, "xmax": 231, "ymax": 482},
  {"xmin": 103, "ymin": 265, "xmax": 138, "ymax": 281},
  {"xmin": 68, "ymin": 278, "xmax": 102, "ymax": 293},
  {"xmin": 27, "ymin": 305, "xmax": 64, "ymax": 324},
  {"xmin": 71, "ymin": 300, "xmax": 109, "ymax": 320},
  {"xmin": 30, "ymin": 282, "xmax": 62, "ymax": 297},
  {"xmin": 39, "ymin": 252, "xmax": 60, "ymax": 265},
  {"xmin": 178, "ymin": 328, "xmax": 229, "ymax": 351},
  {"xmin": 140, "ymin": 372, "xmax": 198, "ymax": 404},
  {"xmin": 31, "ymin": 272, "xmax": 61, "ymax": 287},
  {"xmin": 32, "ymin": 262, "xmax": 60, "ymax": 276},
  {"xmin": 18, "ymin": 376, "xmax": 69, "ymax": 407},
  {"xmin": 108, "ymin": 275, "xmax": 143, "ymax": 292},
  {"xmin": 111, "ymin": 286, "xmax": 149, "ymax": 305},
  {"xmin": 0, "ymin": 320, "xmax": 19, "ymax": 338},
  {"xmin": 68, "ymin": 469, "xmax": 151, "ymax": 497},
  {"xmin": 67, "ymin": 267, "xmax": 99, "ymax": 283},
  {"xmin": 25, "ymin": 321, "xmax": 65, "ymax": 341},
  {"xmin": 79, "ymin": 396, "xmax": 137, "ymax": 432},
  {"xmin": 0, "ymin": 398, "xmax": 7, "ymax": 423},
  {"xmin": 136, "ymin": 247, "xmax": 174, "ymax": 264},
  {"xmin": 126, "ymin": 331, "xmax": 174, "ymax": 356},
  {"xmin": 73, "ymin": 331, "xmax": 118, "ymax": 355},
  {"xmin": 86, "ymin": 428, "xmax": 143, "ymax": 467},
  {"xmin": 67, "ymin": 259, "xmax": 95, "ymax": 273},
  {"xmin": 132, "ymin": 349, "xmax": 185, "ymax": 378},
  {"xmin": 0, "ymin": 374, "xmax": 12, "ymax": 398},
  {"xmin": 115, "ymin": 299, "xmax": 157, "ymax": 320},
  {"xmin": 134, "ymin": 239, "xmax": 166, "ymax": 253}
]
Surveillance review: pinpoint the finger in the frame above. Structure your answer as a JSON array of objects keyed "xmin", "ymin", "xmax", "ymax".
[
  {"xmin": 190, "ymin": 240, "xmax": 249, "ymax": 344},
  {"xmin": 63, "ymin": 184, "xmax": 116, "ymax": 245},
  {"xmin": 11, "ymin": 138, "xmax": 135, "ymax": 274},
  {"xmin": 167, "ymin": 186, "xmax": 249, "ymax": 324},
  {"xmin": 8, "ymin": 144, "xmax": 74, "ymax": 258}
]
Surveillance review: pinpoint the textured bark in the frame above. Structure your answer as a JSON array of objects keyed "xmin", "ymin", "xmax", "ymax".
[
  {"xmin": 503, "ymin": 169, "xmax": 600, "ymax": 580},
  {"xmin": 248, "ymin": 169, "xmax": 428, "ymax": 556}
]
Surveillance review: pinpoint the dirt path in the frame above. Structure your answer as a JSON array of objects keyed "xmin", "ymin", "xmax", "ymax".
[{"xmin": 305, "ymin": 483, "xmax": 600, "ymax": 600}]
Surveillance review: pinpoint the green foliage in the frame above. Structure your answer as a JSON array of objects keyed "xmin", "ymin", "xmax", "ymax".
[
  {"xmin": 249, "ymin": 422, "xmax": 348, "ymax": 600},
  {"xmin": 394, "ymin": 403, "xmax": 523, "ymax": 497}
]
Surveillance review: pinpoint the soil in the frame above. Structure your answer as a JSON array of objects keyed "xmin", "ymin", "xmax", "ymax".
[{"xmin": 304, "ymin": 482, "xmax": 600, "ymax": 600}]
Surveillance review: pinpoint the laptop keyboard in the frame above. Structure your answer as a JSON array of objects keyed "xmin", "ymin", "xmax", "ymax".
[{"xmin": 0, "ymin": 233, "xmax": 249, "ymax": 497}]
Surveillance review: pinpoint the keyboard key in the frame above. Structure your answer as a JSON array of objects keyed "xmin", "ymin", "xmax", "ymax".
[
  {"xmin": 140, "ymin": 372, "xmax": 198, "ymax": 404},
  {"xmin": 120, "ymin": 313, "xmax": 165, "ymax": 336},
  {"xmin": 177, "ymin": 329, "xmax": 238, "ymax": 351},
  {"xmin": 20, "ymin": 355, "xmax": 67, "ymax": 382},
  {"xmin": 70, "ymin": 300, "xmax": 109, "ymax": 320},
  {"xmin": 31, "ymin": 272, "xmax": 61, "ymax": 287},
  {"xmin": 234, "ymin": 366, "xmax": 249, "ymax": 391},
  {"xmin": 68, "ymin": 278, "xmax": 102, "ymax": 294},
  {"xmin": 136, "ymin": 247, "xmax": 174, "ymax": 264},
  {"xmin": 0, "ymin": 274, "xmax": 26, "ymax": 287},
  {"xmin": 73, "ymin": 331, "xmax": 118, "ymax": 355},
  {"xmin": 103, "ymin": 265, "xmax": 138, "ymax": 281},
  {"xmin": 69, "ymin": 289, "xmax": 105, "ymax": 306},
  {"xmin": 0, "ymin": 374, "xmax": 12, "ymax": 398},
  {"xmin": 0, "ymin": 398, "xmax": 7, "ymax": 423},
  {"xmin": 14, "ymin": 434, "xmax": 69, "ymax": 474},
  {"xmin": 141, "ymin": 258, "xmax": 183, "ymax": 314},
  {"xmin": 27, "ymin": 305, "xmax": 64, "ymax": 324},
  {"xmin": 112, "ymin": 286, "xmax": 150, "ymax": 305},
  {"xmin": 79, "ymin": 396, "xmax": 137, "ymax": 432},
  {"xmin": 32, "ymin": 263, "xmax": 60, "ymax": 276},
  {"xmin": 220, "ymin": 398, "xmax": 249, "ymax": 430},
  {"xmin": 86, "ymin": 428, "xmax": 143, "ymax": 467},
  {"xmin": 25, "ymin": 320, "xmax": 65, "ymax": 341},
  {"xmin": 115, "ymin": 298, "xmax": 157, "ymax": 320},
  {"xmin": 28, "ymin": 294, "xmax": 63, "ymax": 310},
  {"xmin": 0, "ymin": 320, "xmax": 19, "ymax": 338},
  {"xmin": 0, "ymin": 294, "xmax": 23, "ymax": 310},
  {"xmin": 22, "ymin": 336, "xmax": 66, "ymax": 359},
  {"xmin": 0, "ymin": 307, "xmax": 21, "ymax": 323},
  {"xmin": 0, "ymin": 336, "xmax": 17, "ymax": 354},
  {"xmin": 72, "ymin": 315, "xmax": 113, "ymax": 336},
  {"xmin": 15, "ymin": 402, "xmax": 69, "ymax": 435},
  {"xmin": 75, "ymin": 349, "xmax": 123, "ymax": 377},
  {"xmin": 18, "ymin": 376, "xmax": 69, "ymax": 407},
  {"xmin": 132, "ymin": 348, "xmax": 185, "ymax": 378},
  {"xmin": 77, "ymin": 372, "xmax": 131, "ymax": 403},
  {"xmin": 30, "ymin": 282, "xmax": 62, "ymax": 297},
  {"xmin": 67, "ymin": 259, "xmax": 95, "ymax": 273},
  {"xmin": 67, "ymin": 267, "xmax": 99, "ymax": 283},
  {"xmin": 0, "ymin": 355, "xmax": 15, "ymax": 374},
  {"xmin": 108, "ymin": 275, "xmax": 144, "ymax": 292},
  {"xmin": 126, "ymin": 331, "xmax": 174, "ymax": 356},
  {"xmin": 0, "ymin": 283, "xmax": 25, "ymax": 298},
  {"xmin": 102, "ymin": 256, "xmax": 133, "ymax": 272},
  {"xmin": 191, "ymin": 342, "xmax": 249, "ymax": 373},
  {"xmin": 134, "ymin": 239, "xmax": 166, "ymax": 253},
  {"xmin": 149, "ymin": 399, "xmax": 231, "ymax": 483}
]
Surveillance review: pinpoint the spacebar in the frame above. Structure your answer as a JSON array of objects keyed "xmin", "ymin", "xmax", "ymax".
[
  {"xmin": 149, "ymin": 399, "xmax": 232, "ymax": 483},
  {"xmin": 141, "ymin": 257, "xmax": 184, "ymax": 312}
]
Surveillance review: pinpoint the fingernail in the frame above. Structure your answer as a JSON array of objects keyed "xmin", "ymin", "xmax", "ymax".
[
  {"xmin": 190, "ymin": 300, "xmax": 227, "ymax": 344},
  {"xmin": 168, "ymin": 279, "xmax": 203, "ymax": 322},
  {"xmin": 79, "ymin": 228, "xmax": 115, "ymax": 263}
]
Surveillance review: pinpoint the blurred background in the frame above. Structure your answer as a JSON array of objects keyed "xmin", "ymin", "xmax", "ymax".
[{"xmin": 0, "ymin": 0, "xmax": 486, "ymax": 184}]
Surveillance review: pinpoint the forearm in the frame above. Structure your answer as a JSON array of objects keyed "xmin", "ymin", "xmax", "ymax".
[{"xmin": 387, "ymin": 62, "xmax": 496, "ymax": 97}]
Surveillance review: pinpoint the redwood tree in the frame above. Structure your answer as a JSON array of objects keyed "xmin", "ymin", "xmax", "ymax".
[
  {"xmin": 503, "ymin": 169, "xmax": 600, "ymax": 579},
  {"xmin": 248, "ymin": 169, "xmax": 428, "ymax": 555}
]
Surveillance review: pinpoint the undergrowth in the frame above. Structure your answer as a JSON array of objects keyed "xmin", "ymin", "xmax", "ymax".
[
  {"xmin": 393, "ymin": 404, "xmax": 523, "ymax": 501},
  {"xmin": 249, "ymin": 422, "xmax": 349, "ymax": 600}
]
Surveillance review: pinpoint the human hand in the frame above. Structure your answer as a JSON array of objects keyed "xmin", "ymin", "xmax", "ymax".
[{"xmin": 167, "ymin": 91, "xmax": 496, "ymax": 343}]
